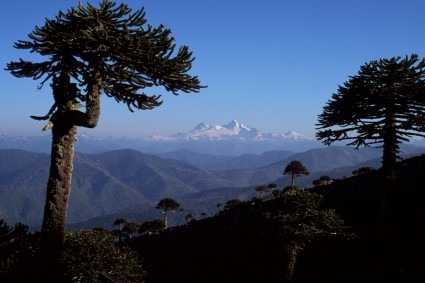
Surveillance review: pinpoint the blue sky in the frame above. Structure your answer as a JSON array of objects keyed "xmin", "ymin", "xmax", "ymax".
[{"xmin": 1, "ymin": 0, "xmax": 425, "ymax": 138}]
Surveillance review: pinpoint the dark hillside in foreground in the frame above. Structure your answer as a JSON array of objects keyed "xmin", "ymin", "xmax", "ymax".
[{"xmin": 130, "ymin": 154, "xmax": 425, "ymax": 283}]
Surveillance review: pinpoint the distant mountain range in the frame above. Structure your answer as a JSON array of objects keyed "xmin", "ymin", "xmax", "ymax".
[
  {"xmin": 0, "ymin": 120, "xmax": 322, "ymax": 155},
  {"xmin": 3, "ymin": 120, "xmax": 425, "ymax": 155},
  {"xmin": 1, "ymin": 142, "xmax": 425, "ymax": 229},
  {"xmin": 145, "ymin": 120, "xmax": 313, "ymax": 142},
  {"xmin": 2, "ymin": 120, "xmax": 425, "ymax": 228}
]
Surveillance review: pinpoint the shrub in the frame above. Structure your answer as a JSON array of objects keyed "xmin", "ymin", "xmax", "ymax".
[
  {"xmin": 61, "ymin": 229, "xmax": 146, "ymax": 283},
  {"xmin": 0, "ymin": 220, "xmax": 39, "ymax": 282}
]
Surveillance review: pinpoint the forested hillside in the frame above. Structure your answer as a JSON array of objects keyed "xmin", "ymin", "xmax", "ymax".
[{"xmin": 130, "ymin": 154, "xmax": 425, "ymax": 283}]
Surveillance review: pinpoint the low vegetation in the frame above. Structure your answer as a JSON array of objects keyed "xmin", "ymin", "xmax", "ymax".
[{"xmin": 0, "ymin": 222, "xmax": 147, "ymax": 282}]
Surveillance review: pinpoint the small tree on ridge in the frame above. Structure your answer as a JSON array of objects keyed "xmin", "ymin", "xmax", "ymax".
[
  {"xmin": 283, "ymin": 160, "xmax": 309, "ymax": 188},
  {"xmin": 156, "ymin": 198, "xmax": 182, "ymax": 229}
]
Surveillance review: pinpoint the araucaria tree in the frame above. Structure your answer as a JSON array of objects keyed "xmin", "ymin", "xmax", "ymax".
[
  {"xmin": 269, "ymin": 190, "xmax": 355, "ymax": 283},
  {"xmin": 5, "ymin": 0, "xmax": 204, "ymax": 280},
  {"xmin": 316, "ymin": 55, "xmax": 425, "ymax": 170},
  {"xmin": 283, "ymin": 160, "xmax": 309, "ymax": 188},
  {"xmin": 156, "ymin": 198, "xmax": 182, "ymax": 229}
]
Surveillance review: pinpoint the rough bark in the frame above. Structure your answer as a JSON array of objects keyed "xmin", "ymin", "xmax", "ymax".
[
  {"xmin": 38, "ymin": 116, "xmax": 77, "ymax": 282},
  {"xmin": 37, "ymin": 74, "xmax": 101, "ymax": 282},
  {"xmin": 284, "ymin": 243, "xmax": 299, "ymax": 283}
]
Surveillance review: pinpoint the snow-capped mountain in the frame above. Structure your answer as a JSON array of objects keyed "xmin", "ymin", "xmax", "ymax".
[
  {"xmin": 0, "ymin": 121, "xmax": 320, "ymax": 155},
  {"xmin": 146, "ymin": 120, "xmax": 314, "ymax": 142}
]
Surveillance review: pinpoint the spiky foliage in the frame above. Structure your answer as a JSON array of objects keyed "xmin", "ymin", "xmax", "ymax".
[
  {"xmin": 283, "ymin": 160, "xmax": 309, "ymax": 188},
  {"xmin": 6, "ymin": 0, "xmax": 203, "ymax": 117},
  {"xmin": 316, "ymin": 54, "xmax": 425, "ymax": 170},
  {"xmin": 268, "ymin": 190, "xmax": 355, "ymax": 283},
  {"xmin": 156, "ymin": 198, "xmax": 182, "ymax": 229},
  {"xmin": 5, "ymin": 1, "xmax": 204, "ymax": 281}
]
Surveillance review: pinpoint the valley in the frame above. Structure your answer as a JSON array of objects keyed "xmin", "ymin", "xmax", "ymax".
[{"xmin": 1, "ymin": 143, "xmax": 424, "ymax": 229}]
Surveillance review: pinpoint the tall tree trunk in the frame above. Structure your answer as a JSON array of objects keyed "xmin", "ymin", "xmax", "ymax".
[
  {"xmin": 38, "ymin": 116, "xmax": 78, "ymax": 282},
  {"xmin": 382, "ymin": 107, "xmax": 398, "ymax": 172},
  {"xmin": 163, "ymin": 210, "xmax": 168, "ymax": 229},
  {"xmin": 380, "ymin": 106, "xmax": 399, "ymax": 281},
  {"xmin": 284, "ymin": 243, "xmax": 299, "ymax": 283},
  {"xmin": 38, "ymin": 73, "xmax": 100, "ymax": 283},
  {"xmin": 291, "ymin": 174, "xmax": 295, "ymax": 188},
  {"xmin": 37, "ymin": 71, "xmax": 101, "ymax": 282}
]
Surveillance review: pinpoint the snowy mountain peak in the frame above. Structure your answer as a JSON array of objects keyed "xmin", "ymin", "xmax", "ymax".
[
  {"xmin": 145, "ymin": 120, "xmax": 314, "ymax": 142},
  {"xmin": 284, "ymin": 130, "xmax": 305, "ymax": 139},
  {"xmin": 193, "ymin": 122, "xmax": 211, "ymax": 131},
  {"xmin": 224, "ymin": 120, "xmax": 250, "ymax": 131},
  {"xmin": 186, "ymin": 120, "xmax": 256, "ymax": 140}
]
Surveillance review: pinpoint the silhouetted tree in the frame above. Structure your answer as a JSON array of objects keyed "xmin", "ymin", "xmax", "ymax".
[
  {"xmin": 156, "ymin": 198, "xmax": 182, "ymax": 229},
  {"xmin": 283, "ymin": 160, "xmax": 309, "ymax": 188},
  {"xmin": 112, "ymin": 218, "xmax": 127, "ymax": 242},
  {"xmin": 255, "ymin": 184, "xmax": 269, "ymax": 200},
  {"xmin": 112, "ymin": 218, "xmax": 127, "ymax": 231},
  {"xmin": 5, "ymin": 1, "xmax": 204, "ymax": 280},
  {"xmin": 138, "ymin": 220, "xmax": 165, "ymax": 235},
  {"xmin": 267, "ymin": 183, "xmax": 279, "ymax": 199},
  {"xmin": 316, "ymin": 55, "xmax": 425, "ymax": 171},
  {"xmin": 122, "ymin": 221, "xmax": 139, "ymax": 239},
  {"xmin": 268, "ymin": 190, "xmax": 355, "ymax": 283},
  {"xmin": 313, "ymin": 175, "xmax": 333, "ymax": 186},
  {"xmin": 319, "ymin": 175, "xmax": 332, "ymax": 185}
]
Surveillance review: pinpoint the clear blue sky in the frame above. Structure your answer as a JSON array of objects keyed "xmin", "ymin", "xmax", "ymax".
[{"xmin": 1, "ymin": 0, "xmax": 425, "ymax": 138}]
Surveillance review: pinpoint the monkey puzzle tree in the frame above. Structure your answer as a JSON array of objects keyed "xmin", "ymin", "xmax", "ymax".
[
  {"xmin": 138, "ymin": 219, "xmax": 165, "ymax": 235},
  {"xmin": 155, "ymin": 198, "xmax": 182, "ymax": 229},
  {"xmin": 269, "ymin": 190, "xmax": 355, "ymax": 283},
  {"xmin": 5, "ymin": 0, "xmax": 204, "ymax": 280},
  {"xmin": 316, "ymin": 55, "xmax": 425, "ymax": 171},
  {"xmin": 112, "ymin": 218, "xmax": 127, "ymax": 231},
  {"xmin": 255, "ymin": 184, "xmax": 269, "ymax": 200},
  {"xmin": 112, "ymin": 218, "xmax": 127, "ymax": 242},
  {"xmin": 122, "ymin": 221, "xmax": 139, "ymax": 239},
  {"xmin": 283, "ymin": 160, "xmax": 309, "ymax": 188}
]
